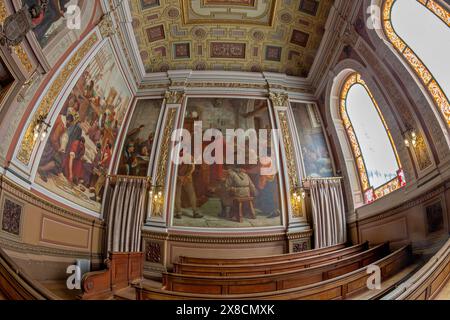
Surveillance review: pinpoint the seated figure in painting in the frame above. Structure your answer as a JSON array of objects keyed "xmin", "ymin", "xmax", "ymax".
[
  {"xmin": 224, "ymin": 165, "xmax": 258, "ymax": 222},
  {"xmin": 174, "ymin": 158, "xmax": 203, "ymax": 220}
]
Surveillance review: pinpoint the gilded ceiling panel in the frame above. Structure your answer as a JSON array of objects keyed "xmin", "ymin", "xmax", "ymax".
[{"xmin": 131, "ymin": 0, "xmax": 334, "ymax": 76}]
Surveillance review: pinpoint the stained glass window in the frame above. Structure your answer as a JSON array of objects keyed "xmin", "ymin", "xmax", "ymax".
[
  {"xmin": 383, "ymin": 0, "xmax": 450, "ymax": 126},
  {"xmin": 340, "ymin": 73, "xmax": 406, "ymax": 204}
]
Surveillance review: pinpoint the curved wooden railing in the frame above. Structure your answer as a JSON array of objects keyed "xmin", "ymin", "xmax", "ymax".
[
  {"xmin": 174, "ymin": 242, "xmax": 369, "ymax": 276},
  {"xmin": 135, "ymin": 245, "xmax": 412, "ymax": 300},
  {"xmin": 178, "ymin": 242, "xmax": 347, "ymax": 265},
  {"xmin": 0, "ymin": 247, "xmax": 60, "ymax": 300},
  {"xmin": 383, "ymin": 237, "xmax": 450, "ymax": 300}
]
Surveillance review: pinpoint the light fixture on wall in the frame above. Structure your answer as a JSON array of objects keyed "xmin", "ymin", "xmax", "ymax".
[
  {"xmin": 33, "ymin": 114, "xmax": 51, "ymax": 142},
  {"xmin": 291, "ymin": 184, "xmax": 306, "ymax": 216},
  {"xmin": 149, "ymin": 184, "xmax": 164, "ymax": 216},
  {"xmin": 403, "ymin": 128, "xmax": 418, "ymax": 148}
]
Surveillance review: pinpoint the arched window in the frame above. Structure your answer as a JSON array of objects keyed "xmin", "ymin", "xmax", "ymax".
[
  {"xmin": 382, "ymin": 0, "xmax": 450, "ymax": 126},
  {"xmin": 340, "ymin": 73, "xmax": 406, "ymax": 204}
]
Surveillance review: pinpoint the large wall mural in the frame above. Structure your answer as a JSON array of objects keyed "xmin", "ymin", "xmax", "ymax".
[
  {"xmin": 172, "ymin": 97, "xmax": 283, "ymax": 229},
  {"xmin": 291, "ymin": 102, "xmax": 333, "ymax": 178},
  {"xmin": 117, "ymin": 99, "xmax": 163, "ymax": 176},
  {"xmin": 35, "ymin": 42, "xmax": 132, "ymax": 213}
]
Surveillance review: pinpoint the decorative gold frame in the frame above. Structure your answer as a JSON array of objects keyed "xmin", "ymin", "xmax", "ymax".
[
  {"xmin": 382, "ymin": 0, "xmax": 450, "ymax": 127},
  {"xmin": 340, "ymin": 73, "xmax": 405, "ymax": 203}
]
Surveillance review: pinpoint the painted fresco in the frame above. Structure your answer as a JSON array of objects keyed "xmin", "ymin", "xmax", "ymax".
[
  {"xmin": 172, "ymin": 98, "xmax": 283, "ymax": 228},
  {"xmin": 291, "ymin": 102, "xmax": 334, "ymax": 178},
  {"xmin": 117, "ymin": 99, "xmax": 163, "ymax": 176},
  {"xmin": 25, "ymin": 0, "xmax": 98, "ymax": 65},
  {"xmin": 36, "ymin": 43, "xmax": 132, "ymax": 213}
]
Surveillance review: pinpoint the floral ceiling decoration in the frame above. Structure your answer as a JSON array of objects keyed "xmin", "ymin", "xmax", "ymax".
[{"xmin": 130, "ymin": 0, "xmax": 334, "ymax": 77}]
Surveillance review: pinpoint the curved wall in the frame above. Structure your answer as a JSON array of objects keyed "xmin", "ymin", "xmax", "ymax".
[{"xmin": 0, "ymin": 0, "xmax": 449, "ymax": 280}]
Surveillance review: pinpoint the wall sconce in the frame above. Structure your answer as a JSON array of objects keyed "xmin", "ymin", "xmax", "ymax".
[
  {"xmin": 403, "ymin": 128, "xmax": 417, "ymax": 148},
  {"xmin": 149, "ymin": 185, "xmax": 164, "ymax": 217},
  {"xmin": 291, "ymin": 184, "xmax": 306, "ymax": 216},
  {"xmin": 33, "ymin": 114, "xmax": 51, "ymax": 142}
]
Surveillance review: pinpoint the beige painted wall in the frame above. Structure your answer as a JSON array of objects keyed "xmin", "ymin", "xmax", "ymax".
[{"xmin": 0, "ymin": 176, "xmax": 105, "ymax": 280}]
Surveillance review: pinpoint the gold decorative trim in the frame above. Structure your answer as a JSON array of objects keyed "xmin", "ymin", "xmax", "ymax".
[
  {"xmin": 350, "ymin": 183, "xmax": 448, "ymax": 227},
  {"xmin": 383, "ymin": 0, "xmax": 450, "ymax": 127},
  {"xmin": 164, "ymin": 90, "xmax": 184, "ymax": 104},
  {"xmin": 278, "ymin": 111, "xmax": 302, "ymax": 218},
  {"xmin": 16, "ymin": 33, "xmax": 99, "ymax": 165},
  {"xmin": 141, "ymin": 229, "xmax": 312, "ymax": 244},
  {"xmin": 152, "ymin": 108, "xmax": 178, "ymax": 217},
  {"xmin": 269, "ymin": 92, "xmax": 289, "ymax": 107},
  {"xmin": 0, "ymin": 235, "xmax": 102, "ymax": 260},
  {"xmin": 0, "ymin": 175, "xmax": 104, "ymax": 227},
  {"xmin": 0, "ymin": 1, "xmax": 34, "ymax": 73},
  {"xmin": 13, "ymin": 45, "xmax": 33, "ymax": 73},
  {"xmin": 0, "ymin": 1, "xmax": 7, "ymax": 24}
]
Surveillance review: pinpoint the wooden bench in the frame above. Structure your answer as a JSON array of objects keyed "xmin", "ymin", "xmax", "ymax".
[
  {"xmin": 173, "ymin": 242, "xmax": 369, "ymax": 276},
  {"xmin": 162, "ymin": 243, "xmax": 390, "ymax": 295},
  {"xmin": 136, "ymin": 245, "xmax": 412, "ymax": 300},
  {"xmin": 178, "ymin": 242, "xmax": 347, "ymax": 265}
]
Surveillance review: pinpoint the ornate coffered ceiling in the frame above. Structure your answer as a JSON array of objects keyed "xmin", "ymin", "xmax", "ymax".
[{"xmin": 130, "ymin": 0, "xmax": 334, "ymax": 77}]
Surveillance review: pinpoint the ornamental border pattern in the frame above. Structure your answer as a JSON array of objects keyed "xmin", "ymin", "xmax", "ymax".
[{"xmin": 141, "ymin": 229, "xmax": 312, "ymax": 244}]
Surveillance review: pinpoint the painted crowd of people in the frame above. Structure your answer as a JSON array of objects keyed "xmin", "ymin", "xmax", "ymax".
[{"xmin": 38, "ymin": 68, "xmax": 125, "ymax": 203}]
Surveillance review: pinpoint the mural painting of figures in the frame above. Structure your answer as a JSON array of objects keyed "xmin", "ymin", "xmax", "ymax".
[
  {"xmin": 117, "ymin": 99, "xmax": 163, "ymax": 176},
  {"xmin": 25, "ymin": 0, "xmax": 80, "ymax": 48},
  {"xmin": 291, "ymin": 102, "xmax": 334, "ymax": 178},
  {"xmin": 24, "ymin": 0, "xmax": 100, "ymax": 66},
  {"xmin": 35, "ymin": 43, "xmax": 132, "ymax": 213},
  {"xmin": 172, "ymin": 98, "xmax": 283, "ymax": 229}
]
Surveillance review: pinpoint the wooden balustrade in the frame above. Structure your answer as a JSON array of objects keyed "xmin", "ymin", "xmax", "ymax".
[{"xmin": 174, "ymin": 242, "xmax": 369, "ymax": 276}]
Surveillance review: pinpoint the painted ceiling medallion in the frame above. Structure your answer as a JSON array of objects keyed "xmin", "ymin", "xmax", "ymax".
[{"xmin": 130, "ymin": 0, "xmax": 334, "ymax": 76}]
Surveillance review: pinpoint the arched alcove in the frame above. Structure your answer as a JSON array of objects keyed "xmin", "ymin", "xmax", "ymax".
[{"xmin": 326, "ymin": 60, "xmax": 412, "ymax": 213}]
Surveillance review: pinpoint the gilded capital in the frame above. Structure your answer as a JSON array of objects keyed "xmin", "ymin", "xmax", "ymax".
[
  {"xmin": 269, "ymin": 92, "xmax": 289, "ymax": 107},
  {"xmin": 164, "ymin": 90, "xmax": 184, "ymax": 104}
]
